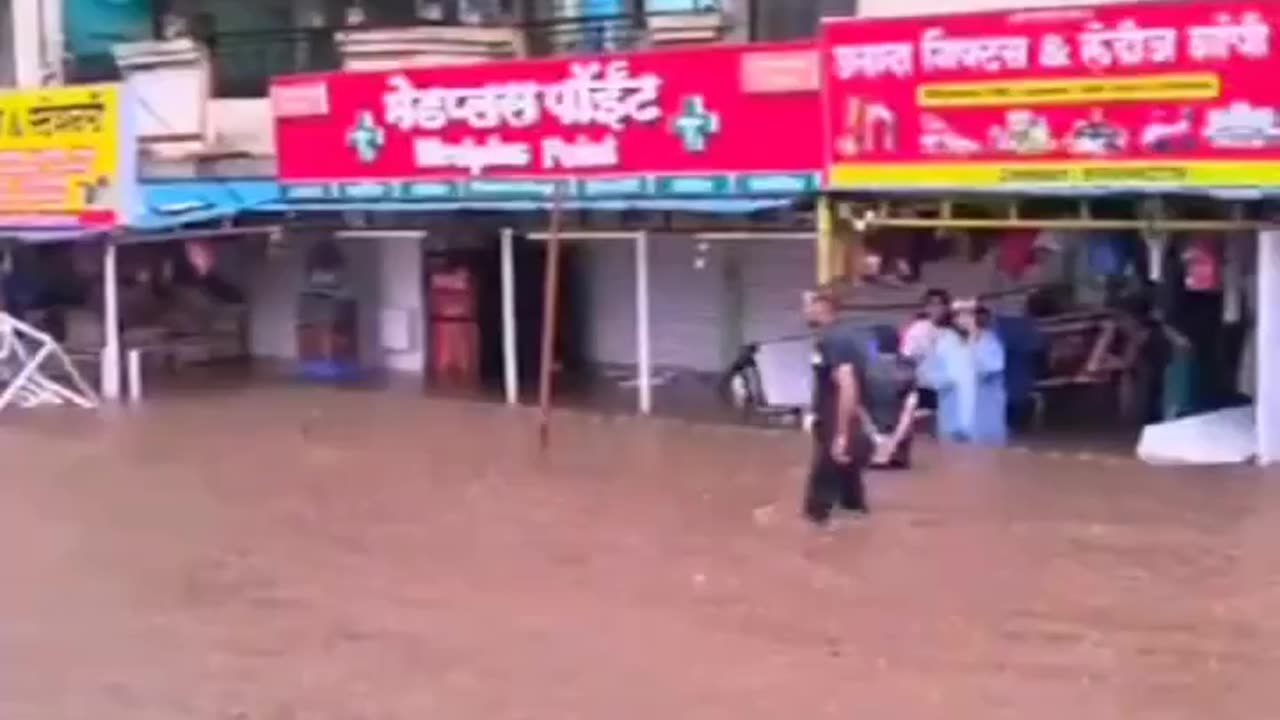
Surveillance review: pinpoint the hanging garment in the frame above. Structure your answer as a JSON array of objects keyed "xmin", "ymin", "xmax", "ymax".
[
  {"xmin": 997, "ymin": 230, "xmax": 1037, "ymax": 280},
  {"xmin": 994, "ymin": 314, "xmax": 1046, "ymax": 407},
  {"xmin": 1239, "ymin": 322, "xmax": 1256, "ymax": 399},
  {"xmin": 1182, "ymin": 235, "xmax": 1223, "ymax": 292},
  {"xmin": 184, "ymin": 240, "xmax": 216, "ymax": 277},
  {"xmin": 1163, "ymin": 345, "xmax": 1196, "ymax": 420},
  {"xmin": 1086, "ymin": 235, "xmax": 1124, "ymax": 277}
]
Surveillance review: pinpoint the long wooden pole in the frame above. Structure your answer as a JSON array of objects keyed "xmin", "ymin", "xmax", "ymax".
[{"xmin": 537, "ymin": 187, "xmax": 565, "ymax": 451}]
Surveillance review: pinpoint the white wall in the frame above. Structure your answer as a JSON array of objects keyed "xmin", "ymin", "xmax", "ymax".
[
  {"xmin": 9, "ymin": 0, "xmax": 58, "ymax": 86},
  {"xmin": 1256, "ymin": 231, "xmax": 1280, "ymax": 464},
  {"xmin": 248, "ymin": 232, "xmax": 424, "ymax": 376},
  {"xmin": 377, "ymin": 235, "xmax": 425, "ymax": 374},
  {"xmin": 248, "ymin": 236, "xmax": 305, "ymax": 361}
]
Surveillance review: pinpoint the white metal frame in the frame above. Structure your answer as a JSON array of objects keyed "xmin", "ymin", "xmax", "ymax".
[
  {"xmin": 101, "ymin": 240, "xmax": 121, "ymax": 401},
  {"xmin": 0, "ymin": 312, "xmax": 99, "ymax": 412},
  {"xmin": 688, "ymin": 231, "xmax": 818, "ymax": 242},
  {"xmin": 518, "ymin": 229, "xmax": 652, "ymax": 415}
]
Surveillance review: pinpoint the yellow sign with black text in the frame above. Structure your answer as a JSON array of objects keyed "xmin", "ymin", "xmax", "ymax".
[
  {"xmin": 828, "ymin": 160, "xmax": 1280, "ymax": 189},
  {"xmin": 0, "ymin": 83, "xmax": 135, "ymax": 229}
]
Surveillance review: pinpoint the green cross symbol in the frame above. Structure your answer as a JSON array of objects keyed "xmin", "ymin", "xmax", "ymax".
[
  {"xmin": 670, "ymin": 95, "xmax": 720, "ymax": 153},
  {"xmin": 347, "ymin": 111, "xmax": 386, "ymax": 164}
]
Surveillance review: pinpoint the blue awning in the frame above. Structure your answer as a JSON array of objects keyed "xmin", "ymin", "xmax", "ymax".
[
  {"xmin": 264, "ymin": 196, "xmax": 794, "ymax": 214},
  {"xmin": 0, "ymin": 228, "xmax": 105, "ymax": 244},
  {"xmin": 130, "ymin": 179, "xmax": 280, "ymax": 231}
]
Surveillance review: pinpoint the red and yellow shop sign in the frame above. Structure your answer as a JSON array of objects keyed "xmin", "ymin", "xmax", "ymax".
[
  {"xmin": 821, "ymin": 1, "xmax": 1280, "ymax": 189},
  {"xmin": 0, "ymin": 83, "xmax": 135, "ymax": 229}
]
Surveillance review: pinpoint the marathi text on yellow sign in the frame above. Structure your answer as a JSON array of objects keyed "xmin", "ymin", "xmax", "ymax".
[
  {"xmin": 0, "ymin": 84, "xmax": 124, "ymax": 223},
  {"xmin": 916, "ymin": 73, "xmax": 1222, "ymax": 108},
  {"xmin": 828, "ymin": 160, "xmax": 1280, "ymax": 188}
]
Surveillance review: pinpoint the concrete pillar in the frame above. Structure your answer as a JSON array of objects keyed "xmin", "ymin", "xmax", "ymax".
[
  {"xmin": 10, "ymin": 0, "xmax": 46, "ymax": 86},
  {"xmin": 1256, "ymin": 230, "xmax": 1280, "ymax": 464}
]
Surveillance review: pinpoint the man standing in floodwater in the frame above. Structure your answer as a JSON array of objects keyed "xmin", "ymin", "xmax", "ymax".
[{"xmin": 802, "ymin": 287, "xmax": 870, "ymax": 526}]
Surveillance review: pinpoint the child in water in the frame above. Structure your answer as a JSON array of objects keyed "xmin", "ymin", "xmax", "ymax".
[{"xmin": 864, "ymin": 326, "xmax": 920, "ymax": 469}]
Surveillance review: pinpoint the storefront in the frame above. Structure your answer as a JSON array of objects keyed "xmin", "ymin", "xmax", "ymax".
[
  {"xmin": 818, "ymin": 0, "xmax": 1280, "ymax": 463},
  {"xmin": 268, "ymin": 42, "xmax": 824, "ymax": 414},
  {"xmin": 0, "ymin": 82, "xmax": 141, "ymax": 406}
]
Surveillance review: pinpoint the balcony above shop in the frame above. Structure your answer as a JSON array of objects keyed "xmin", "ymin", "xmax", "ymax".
[
  {"xmin": 522, "ymin": 7, "xmax": 733, "ymax": 57},
  {"xmin": 62, "ymin": 0, "xmax": 738, "ymax": 95},
  {"xmin": 334, "ymin": 24, "xmax": 521, "ymax": 71},
  {"xmin": 60, "ymin": 0, "xmax": 736, "ymax": 170}
]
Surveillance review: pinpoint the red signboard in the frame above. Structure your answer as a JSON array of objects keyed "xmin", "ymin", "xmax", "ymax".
[
  {"xmin": 271, "ymin": 43, "xmax": 821, "ymax": 202},
  {"xmin": 822, "ymin": 1, "xmax": 1280, "ymax": 189}
]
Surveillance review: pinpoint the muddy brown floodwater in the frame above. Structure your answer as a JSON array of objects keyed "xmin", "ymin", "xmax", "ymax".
[{"xmin": 3, "ymin": 386, "xmax": 1280, "ymax": 720}]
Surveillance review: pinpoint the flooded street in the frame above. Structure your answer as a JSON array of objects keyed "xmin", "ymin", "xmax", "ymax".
[{"xmin": 3, "ymin": 388, "xmax": 1280, "ymax": 720}]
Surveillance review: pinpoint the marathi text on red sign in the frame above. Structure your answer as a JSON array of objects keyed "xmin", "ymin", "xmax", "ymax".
[
  {"xmin": 378, "ymin": 59, "xmax": 662, "ymax": 176},
  {"xmin": 272, "ymin": 43, "xmax": 822, "ymax": 197},
  {"xmin": 829, "ymin": 9, "xmax": 1270, "ymax": 80},
  {"xmin": 821, "ymin": 2, "xmax": 1280, "ymax": 188}
]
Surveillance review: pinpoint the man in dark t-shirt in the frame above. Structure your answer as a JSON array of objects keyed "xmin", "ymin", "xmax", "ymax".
[{"xmin": 803, "ymin": 289, "xmax": 871, "ymax": 525}]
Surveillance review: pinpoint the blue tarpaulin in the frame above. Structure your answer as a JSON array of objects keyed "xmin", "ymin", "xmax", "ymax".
[
  {"xmin": 132, "ymin": 179, "xmax": 796, "ymax": 229},
  {"xmin": 131, "ymin": 179, "xmax": 280, "ymax": 231}
]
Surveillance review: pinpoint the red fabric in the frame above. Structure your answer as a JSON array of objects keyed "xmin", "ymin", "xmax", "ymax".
[
  {"xmin": 997, "ymin": 230, "xmax": 1037, "ymax": 279},
  {"xmin": 185, "ymin": 240, "xmax": 215, "ymax": 277},
  {"xmin": 1183, "ymin": 236, "xmax": 1221, "ymax": 292},
  {"xmin": 429, "ymin": 269, "xmax": 476, "ymax": 320}
]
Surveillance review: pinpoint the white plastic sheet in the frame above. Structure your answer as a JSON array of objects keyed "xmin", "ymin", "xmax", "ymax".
[
  {"xmin": 755, "ymin": 337, "xmax": 813, "ymax": 410},
  {"xmin": 1136, "ymin": 406, "xmax": 1256, "ymax": 466}
]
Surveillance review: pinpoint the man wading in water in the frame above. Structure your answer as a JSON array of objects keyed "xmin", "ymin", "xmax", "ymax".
[{"xmin": 802, "ymin": 286, "xmax": 871, "ymax": 526}]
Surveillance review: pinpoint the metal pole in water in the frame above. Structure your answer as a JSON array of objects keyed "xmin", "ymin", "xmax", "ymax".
[{"xmin": 537, "ymin": 187, "xmax": 565, "ymax": 450}]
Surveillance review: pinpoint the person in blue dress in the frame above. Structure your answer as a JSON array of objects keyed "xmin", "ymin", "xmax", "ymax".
[{"xmin": 919, "ymin": 298, "xmax": 1008, "ymax": 446}]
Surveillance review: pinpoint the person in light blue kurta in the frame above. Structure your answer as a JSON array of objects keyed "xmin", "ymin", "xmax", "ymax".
[{"xmin": 919, "ymin": 299, "xmax": 1008, "ymax": 446}]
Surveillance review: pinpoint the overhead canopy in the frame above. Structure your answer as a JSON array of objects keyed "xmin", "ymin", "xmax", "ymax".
[
  {"xmin": 131, "ymin": 179, "xmax": 280, "ymax": 232},
  {"xmin": 0, "ymin": 228, "xmax": 105, "ymax": 245},
  {"xmin": 7, "ymin": 179, "xmax": 807, "ymax": 245},
  {"xmin": 827, "ymin": 187, "xmax": 1280, "ymax": 200},
  {"xmin": 267, "ymin": 196, "xmax": 799, "ymax": 215}
]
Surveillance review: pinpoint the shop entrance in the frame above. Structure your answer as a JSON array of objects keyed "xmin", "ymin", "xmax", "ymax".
[
  {"xmin": 830, "ymin": 196, "xmax": 1259, "ymax": 459},
  {"xmin": 423, "ymin": 233, "xmax": 586, "ymax": 401}
]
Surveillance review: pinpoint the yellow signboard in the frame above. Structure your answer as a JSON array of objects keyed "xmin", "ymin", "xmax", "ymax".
[
  {"xmin": 828, "ymin": 160, "xmax": 1280, "ymax": 189},
  {"xmin": 915, "ymin": 73, "xmax": 1221, "ymax": 109},
  {"xmin": 0, "ymin": 83, "xmax": 136, "ymax": 229}
]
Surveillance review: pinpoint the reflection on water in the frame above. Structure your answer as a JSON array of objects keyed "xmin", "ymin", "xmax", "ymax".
[{"xmin": 2, "ymin": 387, "xmax": 1279, "ymax": 719}]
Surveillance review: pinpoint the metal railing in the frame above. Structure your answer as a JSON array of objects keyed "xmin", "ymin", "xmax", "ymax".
[
  {"xmin": 63, "ymin": 26, "xmax": 342, "ymax": 97},
  {"xmin": 523, "ymin": 8, "xmax": 730, "ymax": 58},
  {"xmin": 61, "ymin": 6, "xmax": 730, "ymax": 98},
  {"xmin": 206, "ymin": 27, "xmax": 342, "ymax": 97}
]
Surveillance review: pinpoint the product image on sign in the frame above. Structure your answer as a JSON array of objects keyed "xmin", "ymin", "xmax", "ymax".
[{"xmin": 822, "ymin": 2, "xmax": 1280, "ymax": 188}]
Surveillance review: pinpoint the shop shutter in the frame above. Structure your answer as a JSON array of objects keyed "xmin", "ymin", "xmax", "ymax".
[
  {"xmin": 582, "ymin": 237, "xmax": 726, "ymax": 372},
  {"xmin": 741, "ymin": 239, "xmax": 815, "ymax": 346}
]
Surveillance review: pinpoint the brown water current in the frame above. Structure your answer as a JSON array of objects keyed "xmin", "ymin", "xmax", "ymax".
[{"xmin": 2, "ymin": 386, "xmax": 1279, "ymax": 719}]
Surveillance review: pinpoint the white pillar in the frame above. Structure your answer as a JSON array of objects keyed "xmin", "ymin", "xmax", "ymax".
[
  {"xmin": 99, "ymin": 240, "xmax": 121, "ymax": 401},
  {"xmin": 1256, "ymin": 230, "xmax": 1280, "ymax": 464},
  {"xmin": 126, "ymin": 347, "xmax": 142, "ymax": 403},
  {"xmin": 499, "ymin": 227, "xmax": 519, "ymax": 406},
  {"xmin": 10, "ymin": 0, "xmax": 59, "ymax": 87},
  {"xmin": 634, "ymin": 231, "xmax": 652, "ymax": 415}
]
